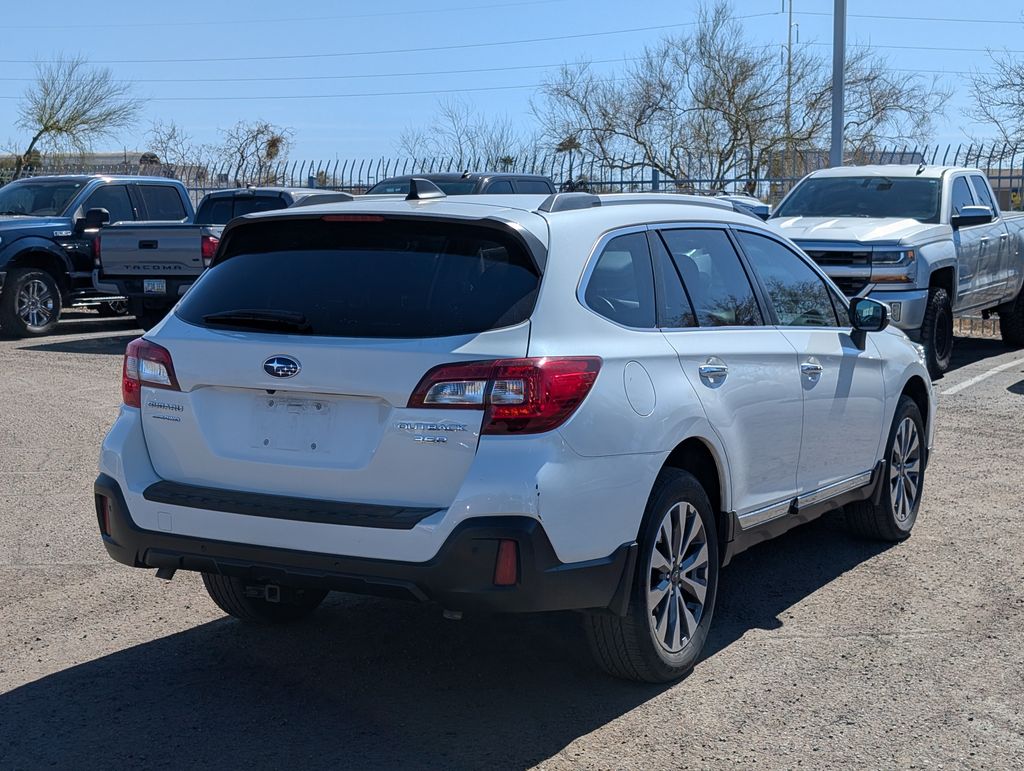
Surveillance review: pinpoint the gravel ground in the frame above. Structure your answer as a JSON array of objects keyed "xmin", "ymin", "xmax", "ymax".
[{"xmin": 0, "ymin": 312, "xmax": 1022, "ymax": 770}]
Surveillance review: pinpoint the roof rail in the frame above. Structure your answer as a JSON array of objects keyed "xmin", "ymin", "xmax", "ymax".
[
  {"xmin": 537, "ymin": 192, "xmax": 602, "ymax": 213},
  {"xmin": 599, "ymin": 193, "xmax": 760, "ymax": 219},
  {"xmin": 406, "ymin": 178, "xmax": 446, "ymax": 201}
]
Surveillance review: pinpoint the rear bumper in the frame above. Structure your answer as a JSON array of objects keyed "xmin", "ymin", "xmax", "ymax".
[
  {"xmin": 93, "ymin": 270, "xmax": 195, "ymax": 306},
  {"xmin": 95, "ymin": 473, "xmax": 637, "ymax": 614}
]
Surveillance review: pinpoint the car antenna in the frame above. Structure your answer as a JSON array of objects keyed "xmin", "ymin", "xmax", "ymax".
[
  {"xmin": 916, "ymin": 162, "xmax": 927, "ymax": 175},
  {"xmin": 406, "ymin": 177, "xmax": 447, "ymax": 201}
]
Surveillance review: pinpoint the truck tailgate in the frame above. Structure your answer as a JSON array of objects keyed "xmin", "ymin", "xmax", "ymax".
[{"xmin": 100, "ymin": 224, "xmax": 203, "ymax": 277}]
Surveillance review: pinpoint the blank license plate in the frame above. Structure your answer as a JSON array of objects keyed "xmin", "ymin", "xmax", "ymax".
[
  {"xmin": 251, "ymin": 396, "xmax": 333, "ymax": 453},
  {"xmin": 144, "ymin": 279, "xmax": 166, "ymax": 294}
]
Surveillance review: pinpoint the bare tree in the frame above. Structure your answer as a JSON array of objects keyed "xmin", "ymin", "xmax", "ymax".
[
  {"xmin": 217, "ymin": 120, "xmax": 293, "ymax": 185},
  {"xmin": 145, "ymin": 120, "xmax": 213, "ymax": 179},
  {"xmin": 967, "ymin": 51, "xmax": 1024, "ymax": 145},
  {"xmin": 533, "ymin": 1, "xmax": 950, "ymax": 190},
  {"xmin": 398, "ymin": 98, "xmax": 534, "ymax": 169},
  {"xmin": 11, "ymin": 54, "xmax": 144, "ymax": 179}
]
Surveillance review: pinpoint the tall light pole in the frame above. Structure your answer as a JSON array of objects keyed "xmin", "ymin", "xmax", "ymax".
[
  {"xmin": 829, "ymin": 0, "xmax": 846, "ymax": 167},
  {"xmin": 784, "ymin": 0, "xmax": 795, "ymax": 178}
]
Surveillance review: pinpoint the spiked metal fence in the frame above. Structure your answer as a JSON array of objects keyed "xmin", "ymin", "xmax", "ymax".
[{"xmin": 5, "ymin": 142, "xmax": 1024, "ymax": 208}]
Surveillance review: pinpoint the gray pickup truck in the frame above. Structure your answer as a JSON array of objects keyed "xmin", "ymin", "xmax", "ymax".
[
  {"xmin": 769, "ymin": 165, "xmax": 1024, "ymax": 375},
  {"xmin": 94, "ymin": 187, "xmax": 353, "ymax": 328}
]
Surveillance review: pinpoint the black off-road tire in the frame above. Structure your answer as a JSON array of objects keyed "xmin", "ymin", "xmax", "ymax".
[
  {"xmin": 998, "ymin": 288, "xmax": 1024, "ymax": 348},
  {"xmin": 920, "ymin": 287, "xmax": 954, "ymax": 377},
  {"xmin": 0, "ymin": 267, "xmax": 62, "ymax": 338},
  {"xmin": 585, "ymin": 469, "xmax": 719, "ymax": 683},
  {"xmin": 201, "ymin": 573, "xmax": 328, "ymax": 624},
  {"xmin": 845, "ymin": 395, "xmax": 926, "ymax": 542}
]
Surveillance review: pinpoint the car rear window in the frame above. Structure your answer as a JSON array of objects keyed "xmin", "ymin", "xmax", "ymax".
[
  {"xmin": 195, "ymin": 195, "xmax": 288, "ymax": 225},
  {"xmin": 366, "ymin": 180, "xmax": 478, "ymax": 195},
  {"xmin": 176, "ymin": 218, "xmax": 540, "ymax": 338}
]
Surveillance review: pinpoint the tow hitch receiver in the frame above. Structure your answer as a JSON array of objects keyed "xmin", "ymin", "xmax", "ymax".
[{"xmin": 245, "ymin": 584, "xmax": 281, "ymax": 603}]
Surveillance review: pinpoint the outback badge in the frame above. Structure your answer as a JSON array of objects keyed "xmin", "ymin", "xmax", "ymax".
[{"xmin": 263, "ymin": 355, "xmax": 301, "ymax": 378}]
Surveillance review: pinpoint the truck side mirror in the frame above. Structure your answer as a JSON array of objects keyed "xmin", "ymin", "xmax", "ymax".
[
  {"xmin": 849, "ymin": 297, "xmax": 889, "ymax": 349},
  {"xmin": 951, "ymin": 205, "xmax": 993, "ymax": 229},
  {"xmin": 75, "ymin": 207, "xmax": 110, "ymax": 233}
]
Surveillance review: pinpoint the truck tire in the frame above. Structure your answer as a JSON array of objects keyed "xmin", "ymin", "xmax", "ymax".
[
  {"xmin": 0, "ymin": 267, "xmax": 62, "ymax": 338},
  {"xmin": 999, "ymin": 288, "xmax": 1024, "ymax": 347},
  {"xmin": 584, "ymin": 469, "xmax": 719, "ymax": 683},
  {"xmin": 920, "ymin": 287, "xmax": 953, "ymax": 377},
  {"xmin": 201, "ymin": 573, "xmax": 328, "ymax": 624},
  {"xmin": 845, "ymin": 395, "xmax": 926, "ymax": 542}
]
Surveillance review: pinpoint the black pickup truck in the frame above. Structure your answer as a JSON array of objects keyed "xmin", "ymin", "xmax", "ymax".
[
  {"xmin": 0, "ymin": 175, "xmax": 193, "ymax": 337},
  {"xmin": 94, "ymin": 187, "xmax": 353, "ymax": 329}
]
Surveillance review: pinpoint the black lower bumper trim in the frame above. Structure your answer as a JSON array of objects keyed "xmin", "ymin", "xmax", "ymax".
[
  {"xmin": 143, "ymin": 480, "xmax": 440, "ymax": 530},
  {"xmin": 97, "ymin": 474, "xmax": 637, "ymax": 614}
]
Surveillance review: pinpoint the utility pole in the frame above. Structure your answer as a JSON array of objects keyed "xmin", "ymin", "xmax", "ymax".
[
  {"xmin": 829, "ymin": 0, "xmax": 846, "ymax": 167},
  {"xmin": 783, "ymin": 1, "xmax": 797, "ymax": 179}
]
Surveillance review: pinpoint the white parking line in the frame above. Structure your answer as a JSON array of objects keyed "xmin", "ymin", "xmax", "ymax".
[{"xmin": 941, "ymin": 358, "xmax": 1024, "ymax": 395}]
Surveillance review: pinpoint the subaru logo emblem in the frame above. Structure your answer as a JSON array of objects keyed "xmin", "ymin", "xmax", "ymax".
[{"xmin": 263, "ymin": 356, "xmax": 301, "ymax": 378}]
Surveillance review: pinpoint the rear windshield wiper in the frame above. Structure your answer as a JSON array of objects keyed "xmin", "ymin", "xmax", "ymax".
[{"xmin": 202, "ymin": 309, "xmax": 312, "ymax": 333}]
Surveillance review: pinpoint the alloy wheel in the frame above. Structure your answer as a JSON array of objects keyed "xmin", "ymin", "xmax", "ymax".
[
  {"xmin": 16, "ymin": 279, "xmax": 55, "ymax": 329},
  {"xmin": 890, "ymin": 417, "xmax": 922, "ymax": 524},
  {"xmin": 647, "ymin": 501, "xmax": 710, "ymax": 653}
]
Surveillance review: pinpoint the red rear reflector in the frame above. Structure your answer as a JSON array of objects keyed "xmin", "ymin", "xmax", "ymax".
[
  {"xmin": 122, "ymin": 337, "xmax": 181, "ymax": 407},
  {"xmin": 322, "ymin": 214, "xmax": 386, "ymax": 222},
  {"xmin": 408, "ymin": 357, "xmax": 601, "ymax": 435},
  {"xmin": 493, "ymin": 540, "xmax": 519, "ymax": 586}
]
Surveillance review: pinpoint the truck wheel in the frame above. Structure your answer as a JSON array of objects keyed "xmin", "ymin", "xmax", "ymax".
[
  {"xmin": 201, "ymin": 573, "xmax": 328, "ymax": 624},
  {"xmin": 97, "ymin": 299, "xmax": 130, "ymax": 317},
  {"xmin": 920, "ymin": 287, "xmax": 953, "ymax": 377},
  {"xmin": 998, "ymin": 288, "xmax": 1024, "ymax": 348},
  {"xmin": 845, "ymin": 395, "xmax": 926, "ymax": 542},
  {"xmin": 0, "ymin": 267, "xmax": 62, "ymax": 338},
  {"xmin": 584, "ymin": 469, "xmax": 719, "ymax": 683}
]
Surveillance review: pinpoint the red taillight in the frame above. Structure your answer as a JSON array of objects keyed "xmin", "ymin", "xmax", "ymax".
[
  {"xmin": 122, "ymin": 337, "xmax": 180, "ymax": 407},
  {"xmin": 408, "ymin": 357, "xmax": 601, "ymax": 435},
  {"xmin": 201, "ymin": 234, "xmax": 220, "ymax": 268},
  {"xmin": 92, "ymin": 235, "xmax": 101, "ymax": 268},
  {"xmin": 493, "ymin": 539, "xmax": 519, "ymax": 586}
]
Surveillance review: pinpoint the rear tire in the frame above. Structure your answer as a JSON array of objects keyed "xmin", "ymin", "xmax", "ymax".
[
  {"xmin": 920, "ymin": 287, "xmax": 953, "ymax": 377},
  {"xmin": 585, "ymin": 469, "xmax": 719, "ymax": 683},
  {"xmin": 97, "ymin": 299, "xmax": 130, "ymax": 317},
  {"xmin": 999, "ymin": 288, "xmax": 1024, "ymax": 347},
  {"xmin": 0, "ymin": 267, "xmax": 62, "ymax": 338},
  {"xmin": 845, "ymin": 395, "xmax": 926, "ymax": 542},
  {"xmin": 201, "ymin": 573, "xmax": 328, "ymax": 624}
]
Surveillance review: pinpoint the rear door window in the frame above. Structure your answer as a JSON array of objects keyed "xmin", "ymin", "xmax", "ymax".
[
  {"xmin": 82, "ymin": 185, "xmax": 135, "ymax": 223},
  {"xmin": 583, "ymin": 232, "xmax": 656, "ymax": 328},
  {"xmin": 194, "ymin": 195, "xmax": 288, "ymax": 225},
  {"xmin": 483, "ymin": 180, "xmax": 514, "ymax": 194},
  {"xmin": 515, "ymin": 179, "xmax": 553, "ymax": 194},
  {"xmin": 139, "ymin": 185, "xmax": 188, "ymax": 221},
  {"xmin": 659, "ymin": 228, "xmax": 763, "ymax": 327},
  {"xmin": 176, "ymin": 219, "xmax": 540, "ymax": 338}
]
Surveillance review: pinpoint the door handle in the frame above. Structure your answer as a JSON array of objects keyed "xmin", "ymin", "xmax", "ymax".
[
  {"xmin": 1000, "ymin": 233, "xmax": 1010, "ymax": 240},
  {"xmin": 698, "ymin": 359, "xmax": 729, "ymax": 385},
  {"xmin": 800, "ymin": 361, "xmax": 823, "ymax": 377},
  {"xmin": 979, "ymin": 237, "xmax": 991, "ymax": 244},
  {"xmin": 139, "ymin": 240, "xmax": 158, "ymax": 249}
]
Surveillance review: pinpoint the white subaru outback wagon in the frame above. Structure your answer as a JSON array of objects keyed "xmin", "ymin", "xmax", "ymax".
[{"xmin": 95, "ymin": 185, "xmax": 934, "ymax": 682}]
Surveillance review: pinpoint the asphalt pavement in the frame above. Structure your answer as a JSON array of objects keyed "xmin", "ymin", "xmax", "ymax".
[{"xmin": 0, "ymin": 312, "xmax": 1022, "ymax": 770}]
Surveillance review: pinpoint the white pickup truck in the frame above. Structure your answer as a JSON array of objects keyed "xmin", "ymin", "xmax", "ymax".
[{"xmin": 769, "ymin": 165, "xmax": 1024, "ymax": 375}]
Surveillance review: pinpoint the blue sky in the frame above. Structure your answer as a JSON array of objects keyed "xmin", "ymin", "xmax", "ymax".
[{"xmin": 0, "ymin": 0, "xmax": 1020, "ymax": 159}]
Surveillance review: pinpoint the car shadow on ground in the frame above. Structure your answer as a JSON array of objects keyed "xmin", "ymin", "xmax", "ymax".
[
  {"xmin": 19, "ymin": 332, "xmax": 139, "ymax": 356},
  {"xmin": 0, "ymin": 516, "xmax": 890, "ymax": 770},
  {"xmin": 943, "ymin": 335, "xmax": 1015, "ymax": 376}
]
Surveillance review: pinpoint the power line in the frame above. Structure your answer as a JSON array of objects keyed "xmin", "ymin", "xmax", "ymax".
[
  {"xmin": 0, "ymin": 0, "xmax": 571, "ymax": 30},
  {"xmin": 0, "ymin": 13, "xmax": 778, "ymax": 65},
  {"xmin": 796, "ymin": 11, "xmax": 1024, "ymax": 25},
  {"xmin": 0, "ymin": 57, "xmax": 642, "ymax": 85}
]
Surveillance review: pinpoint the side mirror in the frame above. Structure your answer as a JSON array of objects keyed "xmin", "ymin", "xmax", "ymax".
[
  {"xmin": 75, "ymin": 207, "xmax": 110, "ymax": 233},
  {"xmin": 951, "ymin": 205, "xmax": 993, "ymax": 229},
  {"xmin": 849, "ymin": 297, "xmax": 889, "ymax": 348}
]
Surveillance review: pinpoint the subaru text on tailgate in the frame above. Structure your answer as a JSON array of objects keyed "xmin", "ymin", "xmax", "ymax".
[{"xmin": 95, "ymin": 183, "xmax": 935, "ymax": 681}]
